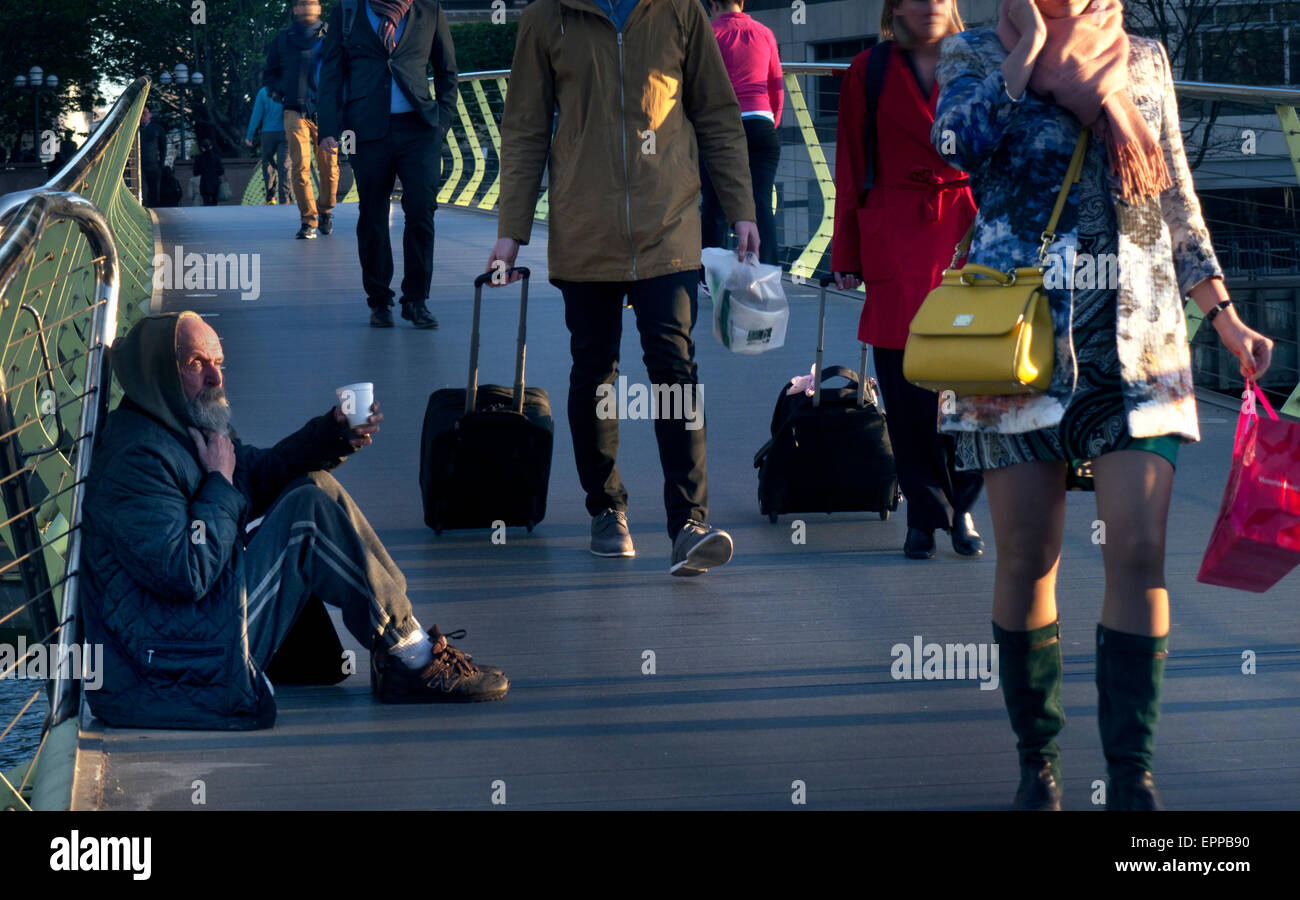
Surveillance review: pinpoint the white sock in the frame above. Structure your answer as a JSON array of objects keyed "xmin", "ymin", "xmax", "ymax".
[{"xmin": 390, "ymin": 624, "xmax": 434, "ymax": 670}]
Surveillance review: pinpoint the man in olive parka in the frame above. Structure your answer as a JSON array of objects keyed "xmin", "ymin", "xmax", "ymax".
[{"xmin": 80, "ymin": 312, "xmax": 507, "ymax": 730}]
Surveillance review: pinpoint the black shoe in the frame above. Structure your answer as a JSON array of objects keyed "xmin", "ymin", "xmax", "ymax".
[
  {"xmin": 369, "ymin": 304, "xmax": 394, "ymax": 328},
  {"xmin": 1013, "ymin": 763, "xmax": 1063, "ymax": 811},
  {"xmin": 371, "ymin": 627, "xmax": 508, "ymax": 703},
  {"xmin": 1107, "ymin": 770, "xmax": 1162, "ymax": 811},
  {"xmin": 400, "ymin": 299, "xmax": 438, "ymax": 329},
  {"xmin": 295, "ymin": 223, "xmax": 317, "ymax": 239},
  {"xmin": 903, "ymin": 528, "xmax": 936, "ymax": 559},
  {"xmin": 950, "ymin": 513, "xmax": 985, "ymax": 557},
  {"xmin": 318, "ymin": 211, "xmax": 333, "ymax": 235}
]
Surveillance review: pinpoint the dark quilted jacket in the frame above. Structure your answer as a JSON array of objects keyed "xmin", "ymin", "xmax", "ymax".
[{"xmin": 81, "ymin": 319, "xmax": 357, "ymax": 729}]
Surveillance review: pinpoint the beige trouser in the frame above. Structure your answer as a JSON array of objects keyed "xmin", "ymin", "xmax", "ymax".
[{"xmin": 285, "ymin": 109, "xmax": 339, "ymax": 226}]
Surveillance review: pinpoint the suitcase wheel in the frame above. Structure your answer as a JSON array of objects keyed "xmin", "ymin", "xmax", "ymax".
[
  {"xmin": 433, "ymin": 525, "xmax": 443, "ymax": 535},
  {"xmin": 879, "ymin": 508, "xmax": 889, "ymax": 521},
  {"xmin": 768, "ymin": 512, "xmax": 778, "ymax": 523},
  {"xmin": 526, "ymin": 521, "xmax": 534, "ymax": 533}
]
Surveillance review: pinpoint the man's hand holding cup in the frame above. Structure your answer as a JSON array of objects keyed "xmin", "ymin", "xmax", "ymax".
[{"xmin": 335, "ymin": 382, "xmax": 382, "ymax": 450}]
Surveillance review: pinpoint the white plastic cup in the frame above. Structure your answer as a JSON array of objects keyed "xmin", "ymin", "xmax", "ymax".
[{"xmin": 336, "ymin": 382, "xmax": 374, "ymax": 428}]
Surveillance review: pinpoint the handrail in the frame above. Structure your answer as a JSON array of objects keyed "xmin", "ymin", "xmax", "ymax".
[
  {"xmin": 0, "ymin": 191, "xmax": 120, "ymax": 729},
  {"xmin": 41, "ymin": 77, "xmax": 152, "ymax": 198},
  {"xmin": 0, "ymin": 73, "xmax": 144, "ymax": 811}
]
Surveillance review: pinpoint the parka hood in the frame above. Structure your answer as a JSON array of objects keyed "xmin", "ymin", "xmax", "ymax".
[{"xmin": 110, "ymin": 311, "xmax": 201, "ymax": 437}]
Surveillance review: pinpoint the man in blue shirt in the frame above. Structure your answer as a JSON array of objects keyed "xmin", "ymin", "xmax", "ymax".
[{"xmin": 245, "ymin": 85, "xmax": 290, "ymax": 205}]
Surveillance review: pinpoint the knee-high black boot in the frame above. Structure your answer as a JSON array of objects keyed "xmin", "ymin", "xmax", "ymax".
[
  {"xmin": 1096, "ymin": 623, "xmax": 1168, "ymax": 810},
  {"xmin": 993, "ymin": 620, "xmax": 1065, "ymax": 810}
]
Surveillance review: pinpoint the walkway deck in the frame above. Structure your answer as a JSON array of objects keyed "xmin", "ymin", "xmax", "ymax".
[{"xmin": 73, "ymin": 204, "xmax": 1300, "ymax": 810}]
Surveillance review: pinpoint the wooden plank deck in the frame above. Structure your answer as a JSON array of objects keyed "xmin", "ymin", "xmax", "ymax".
[{"xmin": 72, "ymin": 204, "xmax": 1300, "ymax": 810}]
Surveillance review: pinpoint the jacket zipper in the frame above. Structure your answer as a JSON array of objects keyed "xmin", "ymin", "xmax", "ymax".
[{"xmin": 616, "ymin": 30, "xmax": 637, "ymax": 279}]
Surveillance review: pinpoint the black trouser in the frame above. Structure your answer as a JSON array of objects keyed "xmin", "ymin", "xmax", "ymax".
[
  {"xmin": 260, "ymin": 131, "xmax": 290, "ymax": 203},
  {"xmin": 352, "ymin": 112, "xmax": 440, "ymax": 308},
  {"xmin": 873, "ymin": 346, "xmax": 984, "ymax": 531},
  {"xmin": 700, "ymin": 117, "xmax": 781, "ymax": 265},
  {"xmin": 554, "ymin": 270, "xmax": 708, "ymax": 539},
  {"xmin": 142, "ymin": 163, "xmax": 162, "ymax": 207}
]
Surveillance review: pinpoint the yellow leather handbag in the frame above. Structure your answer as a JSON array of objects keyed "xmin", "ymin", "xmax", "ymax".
[{"xmin": 903, "ymin": 129, "xmax": 1089, "ymax": 396}]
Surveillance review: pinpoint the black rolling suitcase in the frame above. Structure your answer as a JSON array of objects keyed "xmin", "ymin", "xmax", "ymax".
[
  {"xmin": 419, "ymin": 268, "xmax": 553, "ymax": 533},
  {"xmin": 754, "ymin": 277, "xmax": 900, "ymax": 521}
]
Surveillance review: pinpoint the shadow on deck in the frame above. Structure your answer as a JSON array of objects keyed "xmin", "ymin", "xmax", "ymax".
[{"xmin": 73, "ymin": 204, "xmax": 1300, "ymax": 810}]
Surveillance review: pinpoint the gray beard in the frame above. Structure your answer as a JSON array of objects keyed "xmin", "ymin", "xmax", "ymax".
[{"xmin": 189, "ymin": 387, "xmax": 231, "ymax": 436}]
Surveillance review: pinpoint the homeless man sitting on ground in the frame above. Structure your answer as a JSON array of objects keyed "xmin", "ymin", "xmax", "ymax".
[{"xmin": 82, "ymin": 312, "xmax": 507, "ymax": 730}]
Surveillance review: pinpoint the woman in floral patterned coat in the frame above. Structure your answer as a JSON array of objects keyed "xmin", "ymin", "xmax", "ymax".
[{"xmin": 931, "ymin": 0, "xmax": 1273, "ymax": 810}]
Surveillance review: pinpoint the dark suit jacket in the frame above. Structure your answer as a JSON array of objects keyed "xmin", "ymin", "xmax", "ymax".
[{"xmin": 318, "ymin": 0, "xmax": 458, "ymax": 144}]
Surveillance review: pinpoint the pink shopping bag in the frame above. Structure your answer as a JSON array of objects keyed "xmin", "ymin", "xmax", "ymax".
[{"xmin": 1197, "ymin": 381, "xmax": 1300, "ymax": 592}]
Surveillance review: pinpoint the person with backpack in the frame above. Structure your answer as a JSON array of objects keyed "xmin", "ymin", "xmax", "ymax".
[
  {"xmin": 265, "ymin": 0, "xmax": 339, "ymax": 239},
  {"xmin": 699, "ymin": 0, "xmax": 783, "ymax": 268},
  {"xmin": 487, "ymin": 0, "xmax": 758, "ymax": 576},
  {"xmin": 317, "ymin": 0, "xmax": 457, "ymax": 330},
  {"xmin": 831, "ymin": 0, "xmax": 984, "ymax": 562},
  {"xmin": 245, "ymin": 85, "xmax": 291, "ymax": 205}
]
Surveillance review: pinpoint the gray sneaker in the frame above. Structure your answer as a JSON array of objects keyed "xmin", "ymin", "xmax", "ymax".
[
  {"xmin": 670, "ymin": 519, "xmax": 733, "ymax": 576},
  {"xmin": 591, "ymin": 508, "xmax": 635, "ymax": 557}
]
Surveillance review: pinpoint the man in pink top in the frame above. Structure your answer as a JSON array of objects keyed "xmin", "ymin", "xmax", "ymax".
[{"xmin": 701, "ymin": 0, "xmax": 784, "ymax": 266}]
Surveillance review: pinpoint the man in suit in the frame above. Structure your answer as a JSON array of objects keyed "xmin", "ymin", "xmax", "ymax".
[
  {"xmin": 264, "ymin": 0, "xmax": 339, "ymax": 239},
  {"xmin": 318, "ymin": 0, "xmax": 457, "ymax": 329}
]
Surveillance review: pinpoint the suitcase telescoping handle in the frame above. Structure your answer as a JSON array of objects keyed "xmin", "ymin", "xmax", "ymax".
[
  {"xmin": 468, "ymin": 267, "xmax": 531, "ymax": 416},
  {"xmin": 816, "ymin": 276, "xmax": 871, "ymax": 409}
]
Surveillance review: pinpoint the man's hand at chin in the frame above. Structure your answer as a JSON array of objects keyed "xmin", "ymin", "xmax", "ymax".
[{"xmin": 333, "ymin": 401, "xmax": 384, "ymax": 450}]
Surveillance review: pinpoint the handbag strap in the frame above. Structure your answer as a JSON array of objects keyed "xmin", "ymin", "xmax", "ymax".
[{"xmin": 949, "ymin": 127, "xmax": 1091, "ymax": 269}]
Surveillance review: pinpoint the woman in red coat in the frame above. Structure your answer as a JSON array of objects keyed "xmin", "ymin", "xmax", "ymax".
[{"xmin": 832, "ymin": 0, "xmax": 984, "ymax": 560}]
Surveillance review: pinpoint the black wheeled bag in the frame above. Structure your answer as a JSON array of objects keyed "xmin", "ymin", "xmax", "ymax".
[
  {"xmin": 419, "ymin": 268, "xmax": 553, "ymax": 533},
  {"xmin": 755, "ymin": 277, "xmax": 900, "ymax": 521}
]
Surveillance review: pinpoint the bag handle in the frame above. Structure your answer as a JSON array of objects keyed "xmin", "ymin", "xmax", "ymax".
[
  {"xmin": 1234, "ymin": 378, "xmax": 1279, "ymax": 454},
  {"xmin": 467, "ymin": 267, "xmax": 531, "ymax": 416},
  {"xmin": 948, "ymin": 127, "xmax": 1091, "ymax": 270}
]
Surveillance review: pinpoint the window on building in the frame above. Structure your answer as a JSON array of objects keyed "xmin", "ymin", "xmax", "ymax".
[
  {"xmin": 811, "ymin": 37, "xmax": 875, "ymax": 123},
  {"xmin": 1201, "ymin": 27, "xmax": 1286, "ymax": 84}
]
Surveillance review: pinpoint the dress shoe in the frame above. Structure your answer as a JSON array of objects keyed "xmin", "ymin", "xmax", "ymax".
[
  {"xmin": 903, "ymin": 528, "xmax": 936, "ymax": 559},
  {"xmin": 950, "ymin": 512, "xmax": 985, "ymax": 557},
  {"xmin": 670, "ymin": 519, "xmax": 733, "ymax": 576},
  {"xmin": 400, "ymin": 299, "xmax": 438, "ymax": 329},
  {"xmin": 369, "ymin": 304, "xmax": 394, "ymax": 328}
]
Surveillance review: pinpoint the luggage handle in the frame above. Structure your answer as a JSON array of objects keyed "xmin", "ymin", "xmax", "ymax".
[
  {"xmin": 468, "ymin": 267, "xmax": 532, "ymax": 416},
  {"xmin": 816, "ymin": 276, "xmax": 873, "ymax": 409}
]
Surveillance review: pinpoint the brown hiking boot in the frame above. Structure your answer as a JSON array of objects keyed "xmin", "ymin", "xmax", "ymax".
[{"xmin": 372, "ymin": 626, "xmax": 508, "ymax": 703}]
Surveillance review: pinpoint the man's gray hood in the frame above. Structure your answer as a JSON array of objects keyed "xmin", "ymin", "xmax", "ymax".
[{"xmin": 110, "ymin": 311, "xmax": 201, "ymax": 437}]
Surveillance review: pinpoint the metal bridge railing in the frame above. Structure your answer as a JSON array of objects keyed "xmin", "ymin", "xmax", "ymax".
[
  {"xmin": 0, "ymin": 77, "xmax": 151, "ymax": 811},
  {"xmin": 410, "ymin": 64, "xmax": 1300, "ymax": 412}
]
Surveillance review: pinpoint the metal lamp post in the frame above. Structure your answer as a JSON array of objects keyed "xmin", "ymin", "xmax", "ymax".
[
  {"xmin": 13, "ymin": 66, "xmax": 59, "ymax": 161},
  {"xmin": 160, "ymin": 64, "xmax": 205, "ymax": 161}
]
